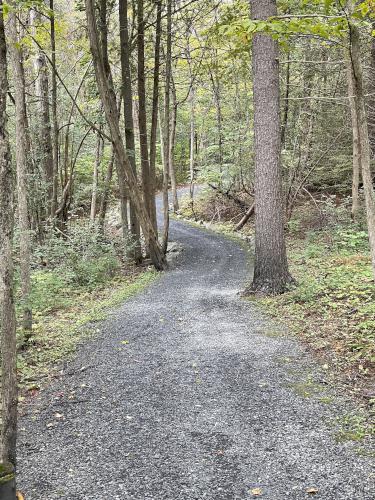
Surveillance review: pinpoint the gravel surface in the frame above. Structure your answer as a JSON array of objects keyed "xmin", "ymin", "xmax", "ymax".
[{"xmin": 18, "ymin": 190, "xmax": 374, "ymax": 499}]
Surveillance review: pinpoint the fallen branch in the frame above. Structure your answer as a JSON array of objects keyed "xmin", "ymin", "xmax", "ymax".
[{"xmin": 235, "ymin": 203, "xmax": 255, "ymax": 231}]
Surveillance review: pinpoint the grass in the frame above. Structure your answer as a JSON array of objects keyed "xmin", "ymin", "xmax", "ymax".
[{"xmin": 17, "ymin": 269, "xmax": 158, "ymax": 394}]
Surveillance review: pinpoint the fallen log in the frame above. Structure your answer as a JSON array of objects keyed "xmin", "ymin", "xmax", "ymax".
[{"xmin": 235, "ymin": 203, "xmax": 255, "ymax": 231}]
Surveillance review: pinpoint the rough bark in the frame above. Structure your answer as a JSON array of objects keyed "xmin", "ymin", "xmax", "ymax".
[
  {"xmin": 50, "ymin": 0, "xmax": 59, "ymax": 217},
  {"xmin": 347, "ymin": 9, "xmax": 375, "ymax": 279},
  {"xmin": 137, "ymin": 0, "xmax": 153, "ymax": 227},
  {"xmin": 85, "ymin": 0, "xmax": 167, "ymax": 270},
  {"xmin": 149, "ymin": 0, "xmax": 162, "ymax": 232},
  {"xmin": 0, "ymin": 0, "xmax": 18, "ymax": 488},
  {"xmin": 8, "ymin": 4, "xmax": 32, "ymax": 332},
  {"xmin": 119, "ymin": 0, "xmax": 142, "ymax": 263},
  {"xmin": 98, "ymin": 0, "xmax": 129, "ymax": 244},
  {"xmin": 31, "ymin": 6, "xmax": 54, "ymax": 219},
  {"xmin": 247, "ymin": 0, "xmax": 293, "ymax": 295}
]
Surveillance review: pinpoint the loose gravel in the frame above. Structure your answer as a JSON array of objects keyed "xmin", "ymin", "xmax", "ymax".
[{"xmin": 18, "ymin": 192, "xmax": 374, "ymax": 499}]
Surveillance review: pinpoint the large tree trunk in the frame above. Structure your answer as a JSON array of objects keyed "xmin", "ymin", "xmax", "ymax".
[
  {"xmin": 31, "ymin": 5, "xmax": 54, "ymax": 220},
  {"xmin": 347, "ymin": 6, "xmax": 375, "ymax": 279},
  {"xmin": 189, "ymin": 85, "xmax": 195, "ymax": 200},
  {"xmin": 149, "ymin": 0, "xmax": 162, "ymax": 232},
  {"xmin": 8, "ymin": 3, "xmax": 32, "ymax": 332},
  {"xmin": 119, "ymin": 0, "xmax": 142, "ymax": 263},
  {"xmin": 0, "ymin": 2, "xmax": 18, "ymax": 496},
  {"xmin": 247, "ymin": 0, "xmax": 293, "ymax": 295},
  {"xmin": 85, "ymin": 0, "xmax": 167, "ymax": 270}
]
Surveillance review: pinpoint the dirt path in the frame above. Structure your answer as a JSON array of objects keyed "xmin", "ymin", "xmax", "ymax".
[{"xmin": 18, "ymin": 191, "xmax": 374, "ymax": 499}]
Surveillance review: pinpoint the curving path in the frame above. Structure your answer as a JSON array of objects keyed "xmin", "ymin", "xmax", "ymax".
[{"xmin": 18, "ymin": 189, "xmax": 374, "ymax": 499}]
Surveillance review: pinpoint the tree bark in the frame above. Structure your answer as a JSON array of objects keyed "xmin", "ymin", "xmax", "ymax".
[
  {"xmin": 347, "ymin": 7, "xmax": 375, "ymax": 279},
  {"xmin": 8, "ymin": 4, "xmax": 32, "ymax": 332},
  {"xmin": 137, "ymin": 0, "xmax": 153, "ymax": 229},
  {"xmin": 119, "ymin": 0, "xmax": 142, "ymax": 263},
  {"xmin": 50, "ymin": 0, "xmax": 59, "ymax": 218},
  {"xmin": 247, "ymin": 0, "xmax": 293, "ymax": 295},
  {"xmin": 98, "ymin": 146, "xmax": 115, "ymax": 229},
  {"xmin": 85, "ymin": 0, "xmax": 167, "ymax": 270},
  {"xmin": 162, "ymin": 0, "xmax": 172, "ymax": 253},
  {"xmin": 31, "ymin": 5, "xmax": 54, "ymax": 220},
  {"xmin": 346, "ymin": 55, "xmax": 361, "ymax": 221},
  {"xmin": 90, "ymin": 130, "xmax": 103, "ymax": 222},
  {"xmin": 149, "ymin": 0, "xmax": 162, "ymax": 232},
  {"xmin": 0, "ymin": 0, "xmax": 18, "ymax": 487},
  {"xmin": 169, "ymin": 78, "xmax": 179, "ymax": 211}
]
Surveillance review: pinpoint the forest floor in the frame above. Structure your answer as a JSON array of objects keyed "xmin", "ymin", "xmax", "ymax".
[{"xmin": 17, "ymin": 188, "xmax": 375, "ymax": 499}]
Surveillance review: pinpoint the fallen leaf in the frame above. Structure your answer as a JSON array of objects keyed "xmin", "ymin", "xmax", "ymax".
[
  {"xmin": 55, "ymin": 412, "xmax": 63, "ymax": 419},
  {"xmin": 121, "ymin": 340, "xmax": 129, "ymax": 345},
  {"xmin": 251, "ymin": 488, "xmax": 262, "ymax": 496},
  {"xmin": 306, "ymin": 487, "xmax": 318, "ymax": 494},
  {"xmin": 16, "ymin": 492, "xmax": 25, "ymax": 500}
]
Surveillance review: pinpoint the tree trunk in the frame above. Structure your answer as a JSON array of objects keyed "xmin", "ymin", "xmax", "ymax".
[
  {"xmin": 189, "ymin": 85, "xmax": 195, "ymax": 200},
  {"xmin": 149, "ymin": 0, "xmax": 162, "ymax": 232},
  {"xmin": 98, "ymin": 146, "xmax": 115, "ymax": 229},
  {"xmin": 137, "ymin": 0, "xmax": 153, "ymax": 229},
  {"xmin": 162, "ymin": 0, "xmax": 172, "ymax": 253},
  {"xmin": 50, "ymin": 0, "xmax": 59, "ymax": 218},
  {"xmin": 169, "ymin": 78, "xmax": 179, "ymax": 211},
  {"xmin": 347, "ymin": 8, "xmax": 375, "ymax": 279},
  {"xmin": 247, "ymin": 0, "xmax": 293, "ymax": 295},
  {"xmin": 0, "ymin": 2, "xmax": 18, "ymax": 494},
  {"xmin": 85, "ymin": 0, "xmax": 167, "ymax": 270},
  {"xmin": 8, "ymin": 4, "xmax": 32, "ymax": 332},
  {"xmin": 31, "ymin": 5, "xmax": 54, "ymax": 220},
  {"xmin": 90, "ymin": 130, "xmax": 103, "ymax": 222},
  {"xmin": 119, "ymin": 0, "xmax": 142, "ymax": 263},
  {"xmin": 346, "ymin": 55, "xmax": 361, "ymax": 221}
]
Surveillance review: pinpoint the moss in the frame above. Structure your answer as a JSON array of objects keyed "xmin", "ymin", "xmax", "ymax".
[
  {"xmin": 287, "ymin": 376, "xmax": 327, "ymax": 399},
  {"xmin": 0, "ymin": 463, "xmax": 15, "ymax": 484}
]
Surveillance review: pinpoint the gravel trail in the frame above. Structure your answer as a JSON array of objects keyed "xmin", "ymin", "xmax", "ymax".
[{"xmin": 18, "ymin": 190, "xmax": 374, "ymax": 499}]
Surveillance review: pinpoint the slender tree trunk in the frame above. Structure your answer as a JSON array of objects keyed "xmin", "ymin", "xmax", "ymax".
[
  {"xmin": 347, "ymin": 10, "xmax": 375, "ymax": 279},
  {"xmin": 31, "ymin": 6, "xmax": 54, "ymax": 220},
  {"xmin": 119, "ymin": 0, "xmax": 142, "ymax": 263},
  {"xmin": 281, "ymin": 54, "xmax": 290, "ymax": 148},
  {"xmin": 189, "ymin": 85, "xmax": 195, "ymax": 200},
  {"xmin": 98, "ymin": 146, "xmax": 115, "ymax": 228},
  {"xmin": 149, "ymin": 0, "xmax": 162, "ymax": 232},
  {"xmin": 85, "ymin": 0, "xmax": 167, "ymax": 270},
  {"xmin": 346, "ymin": 56, "xmax": 361, "ymax": 221},
  {"xmin": 162, "ymin": 0, "xmax": 172, "ymax": 253},
  {"xmin": 137, "ymin": 0, "xmax": 152, "ymax": 227},
  {"xmin": 169, "ymin": 78, "xmax": 179, "ymax": 211},
  {"xmin": 0, "ymin": 3, "xmax": 18, "ymax": 496},
  {"xmin": 90, "ymin": 130, "xmax": 103, "ymax": 222},
  {"xmin": 8, "ymin": 4, "xmax": 32, "ymax": 332},
  {"xmin": 247, "ymin": 0, "xmax": 293, "ymax": 295},
  {"xmin": 98, "ymin": 0, "xmax": 130, "ymax": 245},
  {"xmin": 50, "ymin": 0, "xmax": 59, "ymax": 217}
]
